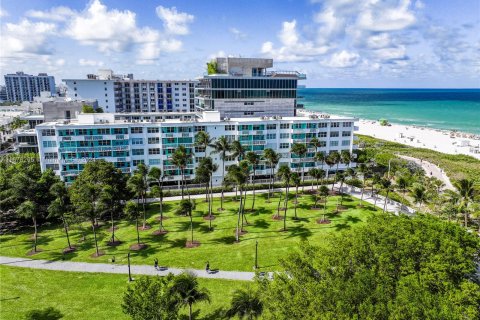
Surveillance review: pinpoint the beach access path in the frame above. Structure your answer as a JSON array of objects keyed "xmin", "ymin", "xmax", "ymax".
[{"xmin": 399, "ymin": 155, "xmax": 454, "ymax": 190}]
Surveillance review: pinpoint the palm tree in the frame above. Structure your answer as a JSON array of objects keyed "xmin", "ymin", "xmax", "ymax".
[
  {"xmin": 381, "ymin": 178, "xmax": 393, "ymax": 213},
  {"xmin": 309, "ymin": 137, "xmax": 321, "ymax": 154},
  {"xmin": 329, "ymin": 150, "xmax": 341, "ymax": 176},
  {"xmin": 371, "ymin": 173, "xmax": 382, "ymax": 208},
  {"xmin": 277, "ymin": 165, "xmax": 292, "ymax": 231},
  {"xmin": 17, "ymin": 200, "xmax": 39, "ymax": 252},
  {"xmin": 226, "ymin": 288, "xmax": 263, "ymax": 320},
  {"xmin": 308, "ymin": 168, "xmax": 319, "ymax": 192},
  {"xmin": 48, "ymin": 181, "xmax": 74, "ymax": 251},
  {"xmin": 336, "ymin": 172, "xmax": 346, "ymax": 211},
  {"xmin": 325, "ymin": 154, "xmax": 336, "ymax": 191},
  {"xmin": 124, "ymin": 200, "xmax": 142, "ymax": 247},
  {"xmin": 395, "ymin": 174, "xmax": 408, "ymax": 205},
  {"xmin": 291, "ymin": 143, "xmax": 307, "ymax": 190},
  {"xmin": 171, "ymin": 272, "xmax": 210, "ymax": 320},
  {"xmin": 411, "ymin": 184, "xmax": 427, "ymax": 212},
  {"xmin": 453, "ymin": 179, "xmax": 477, "ymax": 228},
  {"xmin": 291, "ymin": 172, "xmax": 301, "ymax": 219},
  {"xmin": 341, "ymin": 150, "xmax": 352, "ymax": 168},
  {"xmin": 319, "ymin": 185, "xmax": 330, "ymax": 222},
  {"xmin": 263, "ymin": 148, "xmax": 280, "ymax": 202},
  {"xmin": 231, "ymin": 140, "xmax": 246, "ymax": 161},
  {"xmin": 194, "ymin": 131, "xmax": 212, "ymax": 159},
  {"xmin": 98, "ymin": 185, "xmax": 121, "ymax": 244},
  {"xmin": 171, "ymin": 146, "xmax": 191, "ymax": 200},
  {"xmin": 196, "ymin": 157, "xmax": 218, "ymax": 231},
  {"xmin": 246, "ymin": 151, "xmax": 260, "ymax": 212},
  {"xmin": 176, "ymin": 199, "xmax": 197, "ymax": 245},
  {"xmin": 227, "ymin": 164, "xmax": 248, "ymax": 241},
  {"xmin": 127, "ymin": 173, "xmax": 148, "ymax": 230},
  {"xmin": 314, "ymin": 151, "xmax": 325, "ymax": 171},
  {"xmin": 211, "ymin": 136, "xmax": 231, "ymax": 210},
  {"xmin": 148, "ymin": 167, "xmax": 166, "ymax": 233}
]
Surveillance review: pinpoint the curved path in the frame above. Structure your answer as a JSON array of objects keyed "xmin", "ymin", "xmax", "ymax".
[
  {"xmin": 398, "ymin": 155, "xmax": 454, "ymax": 190},
  {"xmin": 0, "ymin": 256, "xmax": 257, "ymax": 281}
]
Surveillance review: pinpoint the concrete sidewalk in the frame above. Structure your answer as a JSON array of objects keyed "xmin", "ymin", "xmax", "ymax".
[{"xmin": 0, "ymin": 256, "xmax": 257, "ymax": 281}]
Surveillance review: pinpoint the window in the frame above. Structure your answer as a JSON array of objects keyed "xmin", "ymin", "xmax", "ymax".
[
  {"xmin": 46, "ymin": 164, "xmax": 59, "ymax": 170},
  {"xmin": 113, "ymin": 128, "xmax": 127, "ymax": 134},
  {"xmin": 44, "ymin": 152, "xmax": 57, "ymax": 159},
  {"xmin": 280, "ymin": 133, "xmax": 290, "ymax": 139},
  {"xmin": 342, "ymin": 131, "xmax": 351, "ymax": 137},
  {"xmin": 330, "ymin": 131, "xmax": 339, "ymax": 137},
  {"xmin": 267, "ymin": 124, "xmax": 277, "ymax": 130},
  {"xmin": 97, "ymin": 128, "xmax": 109, "ymax": 135},
  {"xmin": 280, "ymin": 143, "xmax": 290, "ymax": 149},
  {"xmin": 43, "ymin": 141, "xmax": 56, "ymax": 148},
  {"xmin": 280, "ymin": 123, "xmax": 290, "ymax": 129},
  {"xmin": 266, "ymin": 133, "xmax": 276, "ymax": 139},
  {"xmin": 147, "ymin": 127, "xmax": 159, "ymax": 133},
  {"xmin": 131, "ymin": 127, "xmax": 143, "ymax": 134},
  {"xmin": 149, "ymin": 159, "xmax": 161, "ymax": 165},
  {"xmin": 318, "ymin": 123, "xmax": 328, "ymax": 128},
  {"xmin": 132, "ymin": 149, "xmax": 144, "ymax": 155},
  {"xmin": 318, "ymin": 132, "xmax": 327, "ymax": 138},
  {"xmin": 131, "ymin": 138, "xmax": 143, "ymax": 145},
  {"xmin": 330, "ymin": 141, "xmax": 339, "ymax": 147},
  {"xmin": 42, "ymin": 129, "xmax": 55, "ymax": 136},
  {"xmin": 343, "ymin": 122, "xmax": 353, "ymax": 127},
  {"xmin": 148, "ymin": 137, "xmax": 160, "ymax": 144},
  {"xmin": 149, "ymin": 148, "xmax": 160, "ymax": 155},
  {"xmin": 331, "ymin": 122, "xmax": 340, "ymax": 128},
  {"xmin": 99, "ymin": 151, "xmax": 112, "ymax": 157},
  {"xmin": 244, "ymin": 111, "xmax": 254, "ymax": 115},
  {"xmin": 342, "ymin": 140, "xmax": 350, "ymax": 146},
  {"xmin": 132, "ymin": 160, "xmax": 145, "ymax": 166},
  {"xmin": 225, "ymin": 125, "xmax": 235, "ymax": 131}
]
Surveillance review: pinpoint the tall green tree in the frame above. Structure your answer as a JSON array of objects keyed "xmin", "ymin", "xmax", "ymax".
[
  {"xmin": 341, "ymin": 150, "xmax": 352, "ymax": 168},
  {"xmin": 319, "ymin": 185, "xmax": 330, "ymax": 222},
  {"xmin": 128, "ymin": 172, "xmax": 149, "ymax": 230},
  {"xmin": 329, "ymin": 151, "xmax": 341, "ymax": 190},
  {"xmin": 453, "ymin": 179, "xmax": 477, "ymax": 228},
  {"xmin": 171, "ymin": 272, "xmax": 210, "ymax": 320},
  {"xmin": 231, "ymin": 140, "xmax": 246, "ymax": 161},
  {"xmin": 227, "ymin": 164, "xmax": 248, "ymax": 241},
  {"xmin": 194, "ymin": 131, "xmax": 212, "ymax": 159},
  {"xmin": 381, "ymin": 178, "xmax": 393, "ymax": 213},
  {"xmin": 263, "ymin": 148, "xmax": 280, "ymax": 201},
  {"xmin": 176, "ymin": 199, "xmax": 196, "ymax": 245},
  {"xmin": 226, "ymin": 288, "xmax": 263, "ymax": 320},
  {"xmin": 17, "ymin": 201, "xmax": 38, "ymax": 252},
  {"xmin": 325, "ymin": 154, "xmax": 336, "ymax": 191},
  {"xmin": 411, "ymin": 184, "xmax": 427, "ymax": 212},
  {"xmin": 125, "ymin": 200, "xmax": 142, "ymax": 247},
  {"xmin": 291, "ymin": 172, "xmax": 301, "ymax": 219},
  {"xmin": 211, "ymin": 136, "xmax": 231, "ymax": 210},
  {"xmin": 148, "ymin": 167, "xmax": 166, "ymax": 233},
  {"xmin": 291, "ymin": 143, "xmax": 307, "ymax": 190},
  {"xmin": 171, "ymin": 146, "xmax": 191, "ymax": 200}
]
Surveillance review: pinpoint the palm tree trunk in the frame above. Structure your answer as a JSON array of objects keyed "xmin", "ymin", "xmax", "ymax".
[
  {"xmin": 136, "ymin": 217, "xmax": 140, "ymax": 245},
  {"xmin": 276, "ymin": 192, "xmax": 283, "ymax": 217},
  {"xmin": 190, "ymin": 211, "xmax": 194, "ymax": 243},
  {"xmin": 236, "ymin": 188, "xmax": 243, "ymax": 241},
  {"xmin": 189, "ymin": 303, "xmax": 193, "ymax": 320},
  {"xmin": 268, "ymin": 165, "xmax": 273, "ymax": 201},
  {"xmin": 340, "ymin": 181, "xmax": 344, "ymax": 205},
  {"xmin": 464, "ymin": 212, "xmax": 468, "ymax": 228},
  {"xmin": 301, "ymin": 159, "xmax": 305, "ymax": 192},
  {"xmin": 360, "ymin": 177, "xmax": 365, "ymax": 206},
  {"xmin": 323, "ymin": 196, "xmax": 328, "ymax": 221},
  {"xmin": 383, "ymin": 190, "xmax": 390, "ymax": 213},
  {"xmin": 92, "ymin": 221, "xmax": 99, "ymax": 256},
  {"xmin": 251, "ymin": 169, "xmax": 256, "ymax": 212},
  {"xmin": 283, "ymin": 185, "xmax": 289, "ymax": 231},
  {"xmin": 181, "ymin": 170, "xmax": 185, "ymax": 200},
  {"xmin": 33, "ymin": 217, "xmax": 38, "ymax": 252},
  {"xmin": 142, "ymin": 194, "xmax": 146, "ymax": 229},
  {"xmin": 110, "ymin": 211, "xmax": 115, "ymax": 243},
  {"xmin": 209, "ymin": 176, "xmax": 213, "ymax": 231},
  {"xmin": 63, "ymin": 216, "xmax": 72, "ymax": 249},
  {"xmin": 294, "ymin": 186, "xmax": 298, "ymax": 219},
  {"xmin": 242, "ymin": 187, "xmax": 248, "ymax": 227},
  {"xmin": 220, "ymin": 158, "xmax": 225, "ymax": 210}
]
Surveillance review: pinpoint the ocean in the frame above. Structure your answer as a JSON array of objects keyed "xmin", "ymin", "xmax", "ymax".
[{"xmin": 299, "ymin": 89, "xmax": 480, "ymax": 134}]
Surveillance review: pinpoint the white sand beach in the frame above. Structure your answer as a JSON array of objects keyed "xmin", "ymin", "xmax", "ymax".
[{"xmin": 357, "ymin": 119, "xmax": 480, "ymax": 160}]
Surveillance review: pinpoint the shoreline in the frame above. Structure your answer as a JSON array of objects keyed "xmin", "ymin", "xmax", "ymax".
[{"xmin": 356, "ymin": 119, "xmax": 480, "ymax": 160}]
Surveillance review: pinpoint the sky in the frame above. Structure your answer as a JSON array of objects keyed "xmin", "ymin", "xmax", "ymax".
[{"xmin": 0, "ymin": 0, "xmax": 479, "ymax": 88}]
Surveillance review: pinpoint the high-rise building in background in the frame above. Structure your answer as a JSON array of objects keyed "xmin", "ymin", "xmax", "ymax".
[
  {"xmin": 4, "ymin": 72, "xmax": 56, "ymax": 102},
  {"xmin": 195, "ymin": 57, "xmax": 306, "ymax": 119},
  {"xmin": 63, "ymin": 69, "xmax": 196, "ymax": 113}
]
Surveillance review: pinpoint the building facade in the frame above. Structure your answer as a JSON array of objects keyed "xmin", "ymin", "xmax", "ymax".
[
  {"xmin": 4, "ymin": 72, "xmax": 55, "ymax": 102},
  {"xmin": 63, "ymin": 70, "xmax": 196, "ymax": 113},
  {"xmin": 196, "ymin": 57, "xmax": 306, "ymax": 119},
  {"xmin": 36, "ymin": 110, "xmax": 357, "ymax": 184}
]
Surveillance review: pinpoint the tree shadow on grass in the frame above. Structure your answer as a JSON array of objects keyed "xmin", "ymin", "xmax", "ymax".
[
  {"xmin": 252, "ymin": 219, "xmax": 270, "ymax": 229},
  {"xmin": 166, "ymin": 238, "xmax": 187, "ymax": 249},
  {"xmin": 286, "ymin": 224, "xmax": 312, "ymax": 240},
  {"xmin": 334, "ymin": 223, "xmax": 351, "ymax": 231},
  {"xmin": 24, "ymin": 307, "xmax": 63, "ymax": 320},
  {"xmin": 174, "ymin": 220, "xmax": 203, "ymax": 232},
  {"xmin": 197, "ymin": 224, "xmax": 212, "ymax": 234},
  {"xmin": 249, "ymin": 206, "xmax": 272, "ymax": 216},
  {"xmin": 212, "ymin": 235, "xmax": 237, "ymax": 245},
  {"xmin": 200, "ymin": 307, "xmax": 227, "ymax": 320},
  {"xmin": 345, "ymin": 215, "xmax": 361, "ymax": 224}
]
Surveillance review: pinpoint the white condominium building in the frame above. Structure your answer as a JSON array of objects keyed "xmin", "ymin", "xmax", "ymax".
[
  {"xmin": 63, "ymin": 69, "xmax": 196, "ymax": 113},
  {"xmin": 4, "ymin": 72, "xmax": 56, "ymax": 102},
  {"xmin": 35, "ymin": 110, "xmax": 357, "ymax": 185}
]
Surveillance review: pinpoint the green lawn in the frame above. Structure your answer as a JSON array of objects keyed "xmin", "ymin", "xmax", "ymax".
[
  {"xmin": 0, "ymin": 192, "xmax": 378, "ymax": 271},
  {"xmin": 0, "ymin": 265, "xmax": 248, "ymax": 320}
]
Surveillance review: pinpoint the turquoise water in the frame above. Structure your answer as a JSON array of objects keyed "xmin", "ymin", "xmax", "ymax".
[{"xmin": 299, "ymin": 89, "xmax": 480, "ymax": 134}]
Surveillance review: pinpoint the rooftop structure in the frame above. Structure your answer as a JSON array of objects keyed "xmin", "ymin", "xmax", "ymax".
[{"xmin": 196, "ymin": 57, "xmax": 306, "ymax": 119}]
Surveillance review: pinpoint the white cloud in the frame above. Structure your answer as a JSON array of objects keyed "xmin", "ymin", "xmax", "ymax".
[
  {"xmin": 0, "ymin": 7, "xmax": 8, "ymax": 17},
  {"xmin": 261, "ymin": 19, "xmax": 330, "ymax": 62},
  {"xmin": 323, "ymin": 50, "xmax": 360, "ymax": 68},
  {"xmin": 356, "ymin": 0, "xmax": 416, "ymax": 32},
  {"xmin": 374, "ymin": 46, "xmax": 408, "ymax": 61},
  {"xmin": 0, "ymin": 19, "xmax": 57, "ymax": 60},
  {"xmin": 229, "ymin": 27, "xmax": 247, "ymax": 40},
  {"xmin": 79, "ymin": 59, "xmax": 104, "ymax": 67},
  {"xmin": 26, "ymin": 6, "xmax": 75, "ymax": 21},
  {"xmin": 156, "ymin": 6, "xmax": 194, "ymax": 35}
]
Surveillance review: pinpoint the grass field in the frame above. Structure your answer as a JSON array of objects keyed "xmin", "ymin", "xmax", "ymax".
[
  {"xmin": 0, "ymin": 265, "xmax": 248, "ymax": 320},
  {"xmin": 0, "ymin": 192, "xmax": 377, "ymax": 271}
]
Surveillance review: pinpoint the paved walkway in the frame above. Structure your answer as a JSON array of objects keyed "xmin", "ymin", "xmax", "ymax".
[
  {"xmin": 0, "ymin": 256, "xmax": 257, "ymax": 281},
  {"xmin": 399, "ymin": 155, "xmax": 454, "ymax": 190}
]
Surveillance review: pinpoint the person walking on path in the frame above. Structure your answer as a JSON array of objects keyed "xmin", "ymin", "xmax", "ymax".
[
  {"xmin": 205, "ymin": 261, "xmax": 210, "ymax": 273},
  {"xmin": 154, "ymin": 258, "xmax": 158, "ymax": 270}
]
